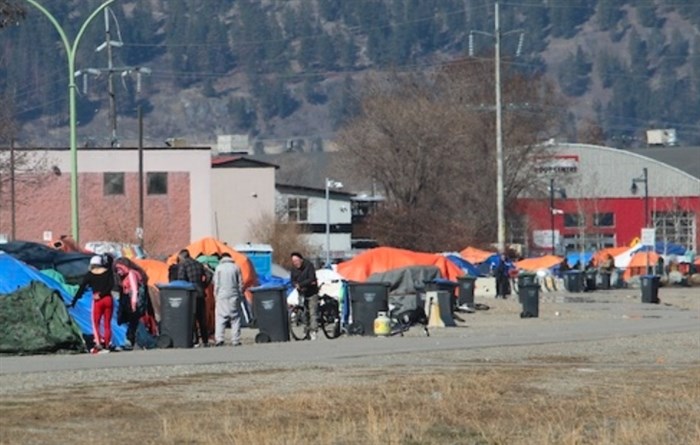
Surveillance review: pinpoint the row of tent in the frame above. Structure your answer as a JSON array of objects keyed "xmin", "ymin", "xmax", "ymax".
[{"xmin": 2, "ymin": 238, "xmax": 696, "ymax": 355}]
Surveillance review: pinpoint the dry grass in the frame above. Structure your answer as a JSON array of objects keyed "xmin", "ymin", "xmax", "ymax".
[{"xmin": 2, "ymin": 365, "xmax": 699, "ymax": 445}]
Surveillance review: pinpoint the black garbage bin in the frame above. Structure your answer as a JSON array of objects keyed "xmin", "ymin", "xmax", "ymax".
[
  {"xmin": 564, "ymin": 271, "xmax": 583, "ymax": 293},
  {"xmin": 598, "ymin": 271, "xmax": 611, "ymax": 290},
  {"xmin": 584, "ymin": 270, "xmax": 598, "ymax": 291},
  {"xmin": 519, "ymin": 284, "xmax": 540, "ymax": 318},
  {"xmin": 457, "ymin": 276, "xmax": 477, "ymax": 308},
  {"xmin": 252, "ymin": 286, "xmax": 290, "ymax": 342},
  {"xmin": 348, "ymin": 282, "xmax": 389, "ymax": 336},
  {"xmin": 640, "ymin": 275, "xmax": 660, "ymax": 304},
  {"xmin": 157, "ymin": 282, "xmax": 197, "ymax": 348},
  {"xmin": 424, "ymin": 279, "xmax": 458, "ymax": 312},
  {"xmin": 517, "ymin": 273, "xmax": 538, "ymax": 302}
]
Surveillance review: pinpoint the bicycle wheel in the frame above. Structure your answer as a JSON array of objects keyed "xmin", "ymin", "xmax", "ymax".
[
  {"xmin": 319, "ymin": 301, "xmax": 341, "ymax": 339},
  {"xmin": 289, "ymin": 305, "xmax": 309, "ymax": 341}
]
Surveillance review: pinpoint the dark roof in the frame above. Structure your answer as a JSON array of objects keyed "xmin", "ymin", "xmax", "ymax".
[
  {"xmin": 212, "ymin": 155, "xmax": 279, "ymax": 169},
  {"xmin": 13, "ymin": 146, "xmax": 211, "ymax": 151},
  {"xmin": 276, "ymin": 182, "xmax": 355, "ymax": 198},
  {"xmin": 250, "ymin": 151, "xmax": 381, "ymax": 196},
  {"xmin": 626, "ymin": 147, "xmax": 700, "ymax": 180}
]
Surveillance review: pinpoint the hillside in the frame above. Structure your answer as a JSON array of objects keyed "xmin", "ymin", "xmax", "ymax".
[{"xmin": 1, "ymin": 0, "xmax": 699, "ymax": 148}]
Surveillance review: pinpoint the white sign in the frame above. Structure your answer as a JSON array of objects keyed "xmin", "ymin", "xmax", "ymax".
[
  {"xmin": 641, "ymin": 228, "xmax": 656, "ymax": 247},
  {"xmin": 533, "ymin": 230, "xmax": 559, "ymax": 248},
  {"xmin": 43, "ymin": 231, "xmax": 53, "ymax": 242}
]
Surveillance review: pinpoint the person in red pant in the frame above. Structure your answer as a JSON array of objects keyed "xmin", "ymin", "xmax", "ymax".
[{"xmin": 71, "ymin": 255, "xmax": 115, "ymax": 354}]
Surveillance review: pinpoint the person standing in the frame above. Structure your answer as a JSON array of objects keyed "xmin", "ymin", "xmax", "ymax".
[
  {"xmin": 177, "ymin": 249, "xmax": 213, "ymax": 347},
  {"xmin": 71, "ymin": 255, "xmax": 114, "ymax": 353},
  {"xmin": 290, "ymin": 252, "xmax": 319, "ymax": 340},
  {"xmin": 115, "ymin": 260, "xmax": 147, "ymax": 348},
  {"xmin": 213, "ymin": 253, "xmax": 244, "ymax": 347},
  {"xmin": 494, "ymin": 253, "xmax": 511, "ymax": 299}
]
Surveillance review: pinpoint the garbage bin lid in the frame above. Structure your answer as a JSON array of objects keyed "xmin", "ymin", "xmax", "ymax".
[{"xmin": 157, "ymin": 281, "xmax": 196, "ymax": 290}]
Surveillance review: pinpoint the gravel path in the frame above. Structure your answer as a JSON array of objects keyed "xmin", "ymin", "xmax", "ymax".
[{"xmin": 1, "ymin": 287, "xmax": 698, "ymax": 398}]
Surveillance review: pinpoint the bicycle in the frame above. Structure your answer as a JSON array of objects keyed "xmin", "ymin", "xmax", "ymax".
[{"xmin": 289, "ymin": 294, "xmax": 341, "ymax": 340}]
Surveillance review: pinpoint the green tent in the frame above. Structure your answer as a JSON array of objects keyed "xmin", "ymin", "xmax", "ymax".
[{"xmin": 0, "ymin": 281, "xmax": 85, "ymax": 355}]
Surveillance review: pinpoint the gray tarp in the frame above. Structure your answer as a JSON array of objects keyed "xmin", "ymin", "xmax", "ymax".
[{"xmin": 366, "ymin": 265, "xmax": 441, "ymax": 295}]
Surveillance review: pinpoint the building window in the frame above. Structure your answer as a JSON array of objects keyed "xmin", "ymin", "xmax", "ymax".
[
  {"xmin": 564, "ymin": 213, "xmax": 583, "ymax": 228},
  {"xmin": 287, "ymin": 197, "xmax": 308, "ymax": 222},
  {"xmin": 563, "ymin": 233, "xmax": 616, "ymax": 254},
  {"xmin": 147, "ymin": 172, "xmax": 168, "ymax": 195},
  {"xmin": 653, "ymin": 211, "xmax": 696, "ymax": 250},
  {"xmin": 593, "ymin": 213, "xmax": 615, "ymax": 227},
  {"xmin": 103, "ymin": 172, "xmax": 124, "ymax": 195}
]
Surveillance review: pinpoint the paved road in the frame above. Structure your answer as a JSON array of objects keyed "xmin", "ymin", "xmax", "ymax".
[{"xmin": 1, "ymin": 301, "xmax": 697, "ymax": 375}]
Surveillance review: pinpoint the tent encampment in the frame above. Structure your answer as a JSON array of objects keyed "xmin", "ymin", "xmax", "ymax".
[
  {"xmin": 166, "ymin": 237, "xmax": 258, "ymax": 290},
  {"xmin": 445, "ymin": 254, "xmax": 481, "ymax": 276},
  {"xmin": 515, "ymin": 255, "xmax": 563, "ymax": 272},
  {"xmin": 337, "ymin": 247, "xmax": 464, "ymax": 282},
  {"xmin": 459, "ymin": 246, "xmax": 495, "ymax": 265},
  {"xmin": 0, "ymin": 281, "xmax": 85, "ymax": 354},
  {"xmin": 0, "ymin": 253, "xmax": 127, "ymax": 347},
  {"xmin": 0, "ymin": 241, "xmax": 91, "ymax": 285},
  {"xmin": 0, "ymin": 253, "xmax": 87, "ymax": 354},
  {"xmin": 134, "ymin": 258, "xmax": 170, "ymax": 286}
]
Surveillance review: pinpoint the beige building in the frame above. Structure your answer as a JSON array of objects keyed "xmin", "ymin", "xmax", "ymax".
[{"xmin": 210, "ymin": 156, "xmax": 277, "ymax": 245}]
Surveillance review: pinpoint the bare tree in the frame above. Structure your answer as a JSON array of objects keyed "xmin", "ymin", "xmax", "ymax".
[
  {"xmin": 247, "ymin": 212, "xmax": 319, "ymax": 269},
  {"xmin": 0, "ymin": 1, "xmax": 24, "ymax": 28},
  {"xmin": 336, "ymin": 58, "xmax": 565, "ymax": 251}
]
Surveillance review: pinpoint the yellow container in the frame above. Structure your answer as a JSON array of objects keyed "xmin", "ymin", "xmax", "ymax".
[{"xmin": 374, "ymin": 311, "xmax": 391, "ymax": 336}]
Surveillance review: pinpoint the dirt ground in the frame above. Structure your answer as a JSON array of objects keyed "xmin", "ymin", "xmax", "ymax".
[{"xmin": 1, "ymin": 287, "xmax": 698, "ymax": 445}]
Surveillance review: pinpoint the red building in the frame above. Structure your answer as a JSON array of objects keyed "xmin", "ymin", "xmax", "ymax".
[{"xmin": 514, "ymin": 144, "xmax": 700, "ymax": 256}]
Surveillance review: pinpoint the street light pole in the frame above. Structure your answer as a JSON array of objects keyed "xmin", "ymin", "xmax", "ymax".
[
  {"xmin": 632, "ymin": 167, "xmax": 650, "ymax": 274},
  {"xmin": 549, "ymin": 178, "xmax": 555, "ymax": 255},
  {"xmin": 23, "ymin": 0, "xmax": 115, "ymax": 243},
  {"xmin": 325, "ymin": 177, "xmax": 330, "ymax": 267}
]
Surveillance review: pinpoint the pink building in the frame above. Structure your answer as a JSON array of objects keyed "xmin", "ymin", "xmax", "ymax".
[{"xmin": 0, "ymin": 147, "xmax": 212, "ymax": 258}]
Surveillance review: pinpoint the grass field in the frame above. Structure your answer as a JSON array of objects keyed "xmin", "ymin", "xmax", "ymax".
[{"xmin": 2, "ymin": 362, "xmax": 698, "ymax": 445}]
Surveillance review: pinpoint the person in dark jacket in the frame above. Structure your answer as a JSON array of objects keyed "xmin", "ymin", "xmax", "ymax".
[
  {"xmin": 71, "ymin": 255, "xmax": 115, "ymax": 353},
  {"xmin": 290, "ymin": 252, "xmax": 319, "ymax": 340},
  {"xmin": 177, "ymin": 249, "xmax": 213, "ymax": 347}
]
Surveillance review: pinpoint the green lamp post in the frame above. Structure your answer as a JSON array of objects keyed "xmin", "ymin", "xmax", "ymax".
[{"xmin": 23, "ymin": 0, "xmax": 115, "ymax": 242}]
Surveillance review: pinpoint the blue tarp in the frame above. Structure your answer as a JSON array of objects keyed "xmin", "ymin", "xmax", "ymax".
[
  {"xmin": 566, "ymin": 252, "xmax": 594, "ymax": 267},
  {"xmin": 0, "ymin": 252, "xmax": 126, "ymax": 346},
  {"xmin": 653, "ymin": 242, "xmax": 686, "ymax": 256},
  {"xmin": 446, "ymin": 254, "xmax": 482, "ymax": 277},
  {"xmin": 0, "ymin": 241, "xmax": 91, "ymax": 285}
]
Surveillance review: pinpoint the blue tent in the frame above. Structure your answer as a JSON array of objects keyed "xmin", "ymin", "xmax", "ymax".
[
  {"xmin": 0, "ymin": 252, "xmax": 126, "ymax": 346},
  {"xmin": 445, "ymin": 254, "xmax": 482, "ymax": 277},
  {"xmin": 566, "ymin": 252, "xmax": 594, "ymax": 267}
]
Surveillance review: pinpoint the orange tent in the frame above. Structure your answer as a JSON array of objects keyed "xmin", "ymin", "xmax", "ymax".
[
  {"xmin": 623, "ymin": 251, "xmax": 660, "ymax": 280},
  {"xmin": 134, "ymin": 258, "xmax": 170, "ymax": 286},
  {"xmin": 337, "ymin": 247, "xmax": 464, "ymax": 282},
  {"xmin": 166, "ymin": 237, "xmax": 258, "ymax": 290},
  {"xmin": 515, "ymin": 255, "xmax": 563, "ymax": 272},
  {"xmin": 593, "ymin": 246, "xmax": 629, "ymax": 267},
  {"xmin": 459, "ymin": 246, "xmax": 495, "ymax": 264}
]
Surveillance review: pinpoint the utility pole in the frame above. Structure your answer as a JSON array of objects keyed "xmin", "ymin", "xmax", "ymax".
[
  {"xmin": 83, "ymin": 7, "xmax": 150, "ymax": 147},
  {"xmin": 137, "ymin": 105, "xmax": 144, "ymax": 249},
  {"xmin": 104, "ymin": 8, "xmax": 117, "ymax": 147},
  {"xmin": 10, "ymin": 138, "xmax": 15, "ymax": 241},
  {"xmin": 494, "ymin": 1, "xmax": 505, "ymax": 254},
  {"xmin": 469, "ymin": 1, "xmax": 524, "ymax": 254}
]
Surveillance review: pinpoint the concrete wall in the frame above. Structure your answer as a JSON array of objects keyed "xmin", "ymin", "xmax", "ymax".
[{"xmin": 211, "ymin": 166, "xmax": 276, "ymax": 245}]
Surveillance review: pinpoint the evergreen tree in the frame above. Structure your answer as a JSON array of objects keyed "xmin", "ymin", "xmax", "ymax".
[
  {"xmin": 597, "ymin": 51, "xmax": 624, "ymax": 89},
  {"xmin": 227, "ymin": 97, "xmax": 257, "ymax": 131},
  {"xmin": 635, "ymin": 0, "xmax": 661, "ymax": 28},
  {"xmin": 597, "ymin": 0, "xmax": 624, "ymax": 31},
  {"xmin": 318, "ymin": 0, "xmax": 342, "ymax": 22},
  {"xmin": 524, "ymin": 4, "xmax": 550, "ymax": 53},
  {"xmin": 558, "ymin": 47, "xmax": 591, "ymax": 97},
  {"xmin": 550, "ymin": 0, "xmax": 594, "ymax": 39},
  {"xmin": 665, "ymin": 29, "xmax": 689, "ymax": 68},
  {"xmin": 628, "ymin": 29, "xmax": 649, "ymax": 74}
]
